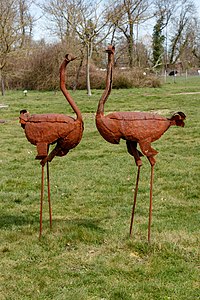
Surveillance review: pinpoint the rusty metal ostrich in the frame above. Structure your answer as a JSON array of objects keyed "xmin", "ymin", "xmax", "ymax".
[
  {"xmin": 96, "ymin": 45, "xmax": 186, "ymax": 242},
  {"xmin": 20, "ymin": 54, "xmax": 83, "ymax": 238}
]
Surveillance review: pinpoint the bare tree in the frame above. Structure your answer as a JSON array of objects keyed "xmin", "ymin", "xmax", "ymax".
[
  {"xmin": 168, "ymin": 0, "xmax": 196, "ymax": 65},
  {"xmin": 154, "ymin": 0, "xmax": 176, "ymax": 26},
  {"xmin": 0, "ymin": 0, "xmax": 33, "ymax": 95},
  {"xmin": 151, "ymin": 0, "xmax": 178, "ymax": 70},
  {"xmin": 192, "ymin": 21, "xmax": 200, "ymax": 67},
  {"xmin": 105, "ymin": 0, "xmax": 154, "ymax": 68},
  {"xmin": 43, "ymin": 0, "xmax": 112, "ymax": 96},
  {"xmin": 153, "ymin": 0, "xmax": 198, "ymax": 70}
]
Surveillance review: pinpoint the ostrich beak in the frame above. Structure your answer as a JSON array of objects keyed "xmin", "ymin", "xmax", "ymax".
[{"xmin": 65, "ymin": 54, "xmax": 78, "ymax": 62}]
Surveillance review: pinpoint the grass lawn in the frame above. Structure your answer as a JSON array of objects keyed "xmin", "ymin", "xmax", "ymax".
[{"xmin": 0, "ymin": 76, "xmax": 199, "ymax": 299}]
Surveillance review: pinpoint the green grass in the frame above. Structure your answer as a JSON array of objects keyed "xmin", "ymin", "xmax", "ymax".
[{"xmin": 0, "ymin": 77, "xmax": 199, "ymax": 299}]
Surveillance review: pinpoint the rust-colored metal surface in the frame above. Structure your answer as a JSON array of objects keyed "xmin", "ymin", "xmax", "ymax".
[
  {"xmin": 20, "ymin": 54, "xmax": 84, "ymax": 238},
  {"xmin": 96, "ymin": 45, "xmax": 186, "ymax": 242}
]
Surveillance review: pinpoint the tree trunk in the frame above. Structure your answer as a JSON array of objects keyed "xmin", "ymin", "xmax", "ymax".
[
  {"xmin": 86, "ymin": 43, "xmax": 92, "ymax": 96},
  {"xmin": 73, "ymin": 51, "xmax": 84, "ymax": 91},
  {"xmin": 0, "ymin": 69, "xmax": 5, "ymax": 96},
  {"xmin": 128, "ymin": 23, "xmax": 134, "ymax": 68}
]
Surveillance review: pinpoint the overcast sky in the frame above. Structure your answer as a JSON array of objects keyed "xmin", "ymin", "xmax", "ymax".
[{"xmin": 31, "ymin": 0, "xmax": 200, "ymax": 41}]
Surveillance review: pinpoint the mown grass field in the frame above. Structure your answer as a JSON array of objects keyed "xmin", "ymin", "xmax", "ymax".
[{"xmin": 0, "ymin": 76, "xmax": 199, "ymax": 299}]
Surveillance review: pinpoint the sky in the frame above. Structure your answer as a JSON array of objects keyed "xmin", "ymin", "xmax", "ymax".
[
  {"xmin": 31, "ymin": 0, "xmax": 200, "ymax": 41},
  {"xmin": 195, "ymin": 0, "xmax": 200, "ymax": 10},
  {"xmin": 31, "ymin": 1, "xmax": 46, "ymax": 41}
]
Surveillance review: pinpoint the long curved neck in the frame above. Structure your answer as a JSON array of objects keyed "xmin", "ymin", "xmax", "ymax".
[
  {"xmin": 60, "ymin": 58, "xmax": 82, "ymax": 121},
  {"xmin": 97, "ymin": 48, "xmax": 114, "ymax": 116}
]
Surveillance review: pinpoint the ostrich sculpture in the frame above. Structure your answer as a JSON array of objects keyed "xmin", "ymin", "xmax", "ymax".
[
  {"xmin": 20, "ymin": 54, "xmax": 84, "ymax": 237},
  {"xmin": 96, "ymin": 45, "xmax": 186, "ymax": 242}
]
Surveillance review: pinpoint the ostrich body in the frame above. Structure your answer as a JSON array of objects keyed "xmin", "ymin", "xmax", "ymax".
[
  {"xmin": 20, "ymin": 112, "xmax": 83, "ymax": 160},
  {"xmin": 20, "ymin": 54, "xmax": 83, "ymax": 237},
  {"xmin": 20, "ymin": 55, "xmax": 83, "ymax": 162},
  {"xmin": 96, "ymin": 45, "xmax": 186, "ymax": 241}
]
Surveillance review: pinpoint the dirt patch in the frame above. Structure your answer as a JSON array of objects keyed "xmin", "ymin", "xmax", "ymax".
[
  {"xmin": 0, "ymin": 104, "xmax": 8, "ymax": 109},
  {"xmin": 172, "ymin": 91, "xmax": 200, "ymax": 95}
]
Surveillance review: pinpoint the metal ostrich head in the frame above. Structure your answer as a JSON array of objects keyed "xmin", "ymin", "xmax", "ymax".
[
  {"xmin": 106, "ymin": 45, "xmax": 115, "ymax": 54},
  {"xmin": 19, "ymin": 109, "xmax": 30, "ymax": 128}
]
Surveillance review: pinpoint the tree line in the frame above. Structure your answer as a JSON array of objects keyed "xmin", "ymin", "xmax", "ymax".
[{"xmin": 1, "ymin": 0, "xmax": 200, "ymax": 96}]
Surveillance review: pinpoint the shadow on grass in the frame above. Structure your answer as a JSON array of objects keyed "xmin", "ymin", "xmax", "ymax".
[
  {"xmin": 0, "ymin": 213, "xmax": 39, "ymax": 229},
  {"xmin": 0, "ymin": 213, "xmax": 105, "ymax": 240}
]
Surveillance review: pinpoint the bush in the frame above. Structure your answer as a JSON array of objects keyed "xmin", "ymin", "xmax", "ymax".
[
  {"xmin": 5, "ymin": 42, "xmax": 77, "ymax": 91},
  {"xmin": 4, "ymin": 48, "xmax": 161, "ymax": 91},
  {"xmin": 112, "ymin": 73, "xmax": 133, "ymax": 89},
  {"xmin": 75, "ymin": 67, "xmax": 161, "ymax": 90},
  {"xmin": 114, "ymin": 69, "xmax": 161, "ymax": 88}
]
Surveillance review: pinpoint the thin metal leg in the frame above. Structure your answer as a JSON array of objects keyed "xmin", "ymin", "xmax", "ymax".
[
  {"xmin": 148, "ymin": 165, "xmax": 154, "ymax": 242},
  {"xmin": 39, "ymin": 165, "xmax": 45, "ymax": 239},
  {"xmin": 130, "ymin": 165, "xmax": 141, "ymax": 236},
  {"xmin": 40, "ymin": 146, "xmax": 61, "ymax": 166},
  {"xmin": 46, "ymin": 162, "xmax": 52, "ymax": 230}
]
